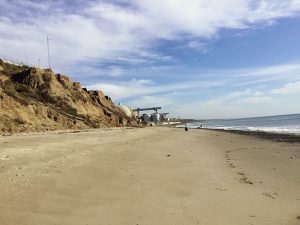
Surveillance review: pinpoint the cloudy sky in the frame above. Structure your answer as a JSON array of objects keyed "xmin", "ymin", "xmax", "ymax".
[{"xmin": 1, "ymin": 0, "xmax": 300, "ymax": 119}]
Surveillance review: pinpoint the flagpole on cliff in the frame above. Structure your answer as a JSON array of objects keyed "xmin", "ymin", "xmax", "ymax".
[{"xmin": 47, "ymin": 35, "xmax": 51, "ymax": 69}]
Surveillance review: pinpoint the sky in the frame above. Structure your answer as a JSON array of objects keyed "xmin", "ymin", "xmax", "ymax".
[{"xmin": 0, "ymin": 0, "xmax": 300, "ymax": 119}]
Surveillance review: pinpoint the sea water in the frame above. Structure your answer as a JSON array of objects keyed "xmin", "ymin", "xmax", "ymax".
[{"xmin": 185, "ymin": 114, "xmax": 300, "ymax": 135}]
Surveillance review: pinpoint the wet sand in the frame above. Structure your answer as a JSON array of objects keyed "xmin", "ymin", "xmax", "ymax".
[{"xmin": 0, "ymin": 128, "xmax": 300, "ymax": 225}]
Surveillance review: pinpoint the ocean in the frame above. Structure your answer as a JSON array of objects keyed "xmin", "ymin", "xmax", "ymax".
[{"xmin": 184, "ymin": 114, "xmax": 300, "ymax": 135}]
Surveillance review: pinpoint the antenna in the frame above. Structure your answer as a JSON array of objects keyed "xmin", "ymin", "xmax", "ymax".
[{"xmin": 47, "ymin": 35, "xmax": 51, "ymax": 68}]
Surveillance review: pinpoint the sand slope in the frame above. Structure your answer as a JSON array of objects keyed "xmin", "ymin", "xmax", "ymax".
[{"xmin": 0, "ymin": 128, "xmax": 299, "ymax": 225}]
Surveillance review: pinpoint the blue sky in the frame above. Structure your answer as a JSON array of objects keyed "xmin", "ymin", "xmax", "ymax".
[{"xmin": 1, "ymin": 0, "xmax": 300, "ymax": 119}]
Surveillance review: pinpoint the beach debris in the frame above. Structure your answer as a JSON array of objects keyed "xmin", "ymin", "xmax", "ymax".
[
  {"xmin": 262, "ymin": 192, "xmax": 276, "ymax": 199},
  {"xmin": 215, "ymin": 187, "xmax": 227, "ymax": 191},
  {"xmin": 238, "ymin": 172, "xmax": 253, "ymax": 185},
  {"xmin": 166, "ymin": 154, "xmax": 171, "ymax": 157},
  {"xmin": 297, "ymin": 215, "xmax": 300, "ymax": 220},
  {"xmin": 228, "ymin": 163, "xmax": 235, "ymax": 168},
  {"xmin": 2, "ymin": 155, "xmax": 10, "ymax": 160},
  {"xmin": 240, "ymin": 176, "xmax": 253, "ymax": 185},
  {"xmin": 290, "ymin": 155, "xmax": 296, "ymax": 159}
]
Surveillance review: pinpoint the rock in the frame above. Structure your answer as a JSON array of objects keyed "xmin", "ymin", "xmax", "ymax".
[
  {"xmin": 73, "ymin": 82, "xmax": 81, "ymax": 89},
  {"xmin": 56, "ymin": 74, "xmax": 72, "ymax": 86},
  {"xmin": 13, "ymin": 67, "xmax": 47, "ymax": 89}
]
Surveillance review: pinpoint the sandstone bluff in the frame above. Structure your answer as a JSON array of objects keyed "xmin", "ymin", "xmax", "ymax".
[{"xmin": 0, "ymin": 59, "xmax": 137, "ymax": 134}]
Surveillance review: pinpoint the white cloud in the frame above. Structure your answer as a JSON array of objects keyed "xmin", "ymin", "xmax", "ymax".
[
  {"xmin": 84, "ymin": 62, "xmax": 300, "ymax": 118},
  {"xmin": 233, "ymin": 96, "xmax": 272, "ymax": 104},
  {"xmin": 186, "ymin": 41, "xmax": 208, "ymax": 52},
  {"xmin": 134, "ymin": 0, "xmax": 300, "ymax": 37},
  {"xmin": 168, "ymin": 88, "xmax": 281, "ymax": 119},
  {"xmin": 126, "ymin": 95, "xmax": 175, "ymax": 109},
  {"xmin": 271, "ymin": 81, "xmax": 300, "ymax": 94},
  {"xmin": 87, "ymin": 79, "xmax": 155, "ymax": 99},
  {"xmin": 107, "ymin": 67, "xmax": 124, "ymax": 77},
  {"xmin": 237, "ymin": 64, "xmax": 300, "ymax": 77},
  {"xmin": 173, "ymin": 82, "xmax": 300, "ymax": 118},
  {"xmin": 1, "ymin": 0, "xmax": 300, "ymax": 73},
  {"xmin": 209, "ymin": 88, "xmax": 272, "ymax": 106},
  {"xmin": 1, "ymin": 0, "xmax": 300, "ymax": 118},
  {"xmin": 87, "ymin": 78, "xmax": 224, "ymax": 100}
]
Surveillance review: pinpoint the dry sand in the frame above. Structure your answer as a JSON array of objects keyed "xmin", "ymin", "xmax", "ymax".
[{"xmin": 0, "ymin": 127, "xmax": 299, "ymax": 225}]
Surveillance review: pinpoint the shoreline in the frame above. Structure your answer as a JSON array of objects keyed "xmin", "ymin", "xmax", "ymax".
[
  {"xmin": 177, "ymin": 127, "xmax": 300, "ymax": 143},
  {"xmin": 2, "ymin": 126, "xmax": 300, "ymax": 143},
  {"xmin": 205, "ymin": 128, "xmax": 300, "ymax": 143}
]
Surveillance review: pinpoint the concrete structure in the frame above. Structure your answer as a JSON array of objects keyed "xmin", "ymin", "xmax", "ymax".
[
  {"xmin": 133, "ymin": 107, "xmax": 162, "ymax": 117},
  {"xmin": 118, "ymin": 104, "xmax": 133, "ymax": 118}
]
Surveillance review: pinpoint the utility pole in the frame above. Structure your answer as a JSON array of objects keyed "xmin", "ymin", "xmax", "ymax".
[
  {"xmin": 47, "ymin": 35, "xmax": 51, "ymax": 68},
  {"xmin": 38, "ymin": 58, "xmax": 40, "ymax": 67},
  {"xmin": 25, "ymin": 49, "xmax": 28, "ymax": 65}
]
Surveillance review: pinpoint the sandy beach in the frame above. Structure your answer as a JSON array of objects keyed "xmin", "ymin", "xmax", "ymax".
[{"xmin": 0, "ymin": 127, "xmax": 299, "ymax": 225}]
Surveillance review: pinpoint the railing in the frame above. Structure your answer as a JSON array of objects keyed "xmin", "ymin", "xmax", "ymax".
[{"xmin": 0, "ymin": 55, "xmax": 34, "ymax": 67}]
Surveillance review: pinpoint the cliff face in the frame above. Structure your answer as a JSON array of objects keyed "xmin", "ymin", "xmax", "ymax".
[{"xmin": 0, "ymin": 60, "xmax": 136, "ymax": 134}]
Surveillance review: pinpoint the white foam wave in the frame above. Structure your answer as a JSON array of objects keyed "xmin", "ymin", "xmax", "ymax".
[{"xmin": 202, "ymin": 125, "xmax": 300, "ymax": 135}]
